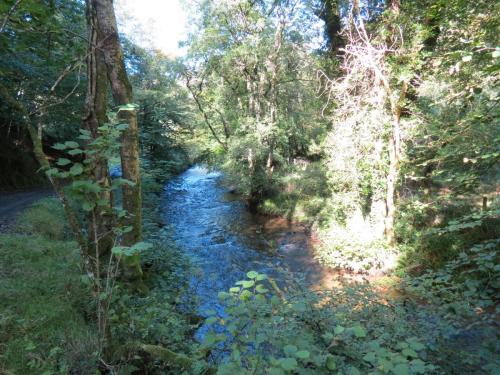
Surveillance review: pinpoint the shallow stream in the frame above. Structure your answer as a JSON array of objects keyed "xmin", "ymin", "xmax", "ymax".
[{"xmin": 161, "ymin": 166, "xmax": 335, "ymax": 317}]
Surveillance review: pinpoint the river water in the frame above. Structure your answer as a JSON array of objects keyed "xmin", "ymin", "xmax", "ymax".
[{"xmin": 161, "ymin": 166, "xmax": 335, "ymax": 317}]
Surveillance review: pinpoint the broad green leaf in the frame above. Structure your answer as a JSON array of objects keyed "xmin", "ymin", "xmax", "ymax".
[
  {"xmin": 65, "ymin": 141, "xmax": 79, "ymax": 148},
  {"xmin": 52, "ymin": 143, "xmax": 67, "ymax": 150},
  {"xmin": 56, "ymin": 158, "xmax": 71, "ymax": 166},
  {"xmin": 241, "ymin": 280, "xmax": 255, "ymax": 288},
  {"xmin": 402, "ymin": 348, "xmax": 418, "ymax": 358},
  {"xmin": 292, "ymin": 301, "xmax": 306, "ymax": 313},
  {"xmin": 363, "ymin": 352, "xmax": 376, "ymax": 362},
  {"xmin": 352, "ymin": 326, "xmax": 366, "ymax": 338},
  {"xmin": 132, "ymin": 242, "xmax": 153, "ymax": 252},
  {"xmin": 326, "ymin": 355, "xmax": 336, "ymax": 370},
  {"xmin": 69, "ymin": 163, "xmax": 83, "ymax": 176},
  {"xmin": 246, "ymin": 271, "xmax": 258, "ymax": 279},
  {"xmin": 407, "ymin": 338, "xmax": 425, "ymax": 351},
  {"xmin": 279, "ymin": 358, "xmax": 297, "ymax": 371},
  {"xmin": 45, "ymin": 168, "xmax": 60, "ymax": 176},
  {"xmin": 68, "ymin": 149, "xmax": 83, "ymax": 155},
  {"xmin": 112, "ymin": 246, "xmax": 127, "ymax": 255},
  {"xmin": 393, "ymin": 364, "xmax": 410, "ymax": 375},
  {"xmin": 116, "ymin": 123, "xmax": 129, "ymax": 131},
  {"xmin": 295, "ymin": 350, "xmax": 310, "ymax": 359},
  {"xmin": 334, "ymin": 325, "xmax": 345, "ymax": 335},
  {"xmin": 255, "ymin": 284, "xmax": 268, "ymax": 293},
  {"xmin": 239, "ymin": 289, "xmax": 252, "ymax": 300},
  {"xmin": 81, "ymin": 201, "xmax": 94, "ymax": 212}
]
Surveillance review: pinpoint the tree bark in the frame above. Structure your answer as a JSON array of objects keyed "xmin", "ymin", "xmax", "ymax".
[
  {"xmin": 92, "ymin": 0, "xmax": 143, "ymax": 279},
  {"xmin": 385, "ymin": 81, "xmax": 407, "ymax": 245},
  {"xmin": 265, "ymin": 19, "xmax": 283, "ymax": 179},
  {"xmin": 84, "ymin": 0, "xmax": 114, "ymax": 258}
]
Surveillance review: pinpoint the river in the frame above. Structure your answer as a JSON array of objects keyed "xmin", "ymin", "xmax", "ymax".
[{"xmin": 161, "ymin": 166, "xmax": 336, "ymax": 317}]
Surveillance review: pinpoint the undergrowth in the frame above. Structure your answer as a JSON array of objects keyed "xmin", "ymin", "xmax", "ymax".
[
  {"xmin": 0, "ymin": 191, "xmax": 198, "ymax": 374},
  {"xmin": 0, "ymin": 209, "xmax": 96, "ymax": 374},
  {"xmin": 202, "ymin": 271, "xmax": 499, "ymax": 375}
]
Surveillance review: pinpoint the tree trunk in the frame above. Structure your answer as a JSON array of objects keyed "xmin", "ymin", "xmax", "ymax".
[
  {"xmin": 320, "ymin": 0, "xmax": 344, "ymax": 53},
  {"xmin": 385, "ymin": 83, "xmax": 406, "ymax": 245},
  {"xmin": 84, "ymin": 1, "xmax": 113, "ymax": 258},
  {"xmin": 265, "ymin": 20, "xmax": 283, "ymax": 179},
  {"xmin": 385, "ymin": 131, "xmax": 398, "ymax": 245},
  {"xmin": 93, "ymin": 0, "xmax": 142, "ymax": 280}
]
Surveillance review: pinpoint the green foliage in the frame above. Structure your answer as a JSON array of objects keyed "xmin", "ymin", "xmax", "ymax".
[
  {"xmin": 259, "ymin": 161, "xmax": 330, "ymax": 223},
  {"xmin": 185, "ymin": 0, "xmax": 329, "ymax": 212},
  {"xmin": 203, "ymin": 272, "xmax": 445, "ymax": 374},
  {"xmin": 397, "ymin": 197, "xmax": 499, "ymax": 269},
  {"xmin": 404, "ymin": 238, "xmax": 499, "ymax": 319},
  {"xmin": 0, "ymin": 233, "xmax": 96, "ymax": 374},
  {"xmin": 222, "ymin": 135, "xmax": 274, "ymax": 203},
  {"xmin": 316, "ymin": 237, "xmax": 393, "ymax": 274},
  {"xmin": 48, "ymin": 113, "xmax": 131, "ymax": 218},
  {"xmin": 108, "ymin": 241, "xmax": 200, "ymax": 374},
  {"xmin": 0, "ymin": 0, "xmax": 87, "ymax": 189}
]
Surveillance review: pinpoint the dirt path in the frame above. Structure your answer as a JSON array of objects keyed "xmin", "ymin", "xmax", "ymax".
[{"xmin": 0, "ymin": 188, "xmax": 54, "ymax": 231}]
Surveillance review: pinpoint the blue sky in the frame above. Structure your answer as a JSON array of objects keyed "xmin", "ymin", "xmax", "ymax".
[{"xmin": 115, "ymin": 0, "xmax": 189, "ymax": 57}]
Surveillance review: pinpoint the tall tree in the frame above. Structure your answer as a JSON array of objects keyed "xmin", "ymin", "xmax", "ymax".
[
  {"xmin": 92, "ymin": 0, "xmax": 143, "ymax": 278},
  {"xmin": 84, "ymin": 0, "xmax": 113, "ymax": 257}
]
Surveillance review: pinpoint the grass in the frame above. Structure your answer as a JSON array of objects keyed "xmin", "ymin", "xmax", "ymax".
[
  {"xmin": 0, "ymin": 195, "xmax": 198, "ymax": 374},
  {"xmin": 0, "ymin": 199, "xmax": 97, "ymax": 374}
]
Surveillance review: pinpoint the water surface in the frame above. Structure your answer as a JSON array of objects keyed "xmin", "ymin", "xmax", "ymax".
[{"xmin": 161, "ymin": 166, "xmax": 334, "ymax": 317}]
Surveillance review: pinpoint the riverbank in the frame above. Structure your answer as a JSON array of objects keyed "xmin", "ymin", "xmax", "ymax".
[
  {"xmin": 220, "ymin": 163, "xmax": 398, "ymax": 281},
  {"xmin": 1, "ymin": 166, "xmax": 497, "ymax": 374}
]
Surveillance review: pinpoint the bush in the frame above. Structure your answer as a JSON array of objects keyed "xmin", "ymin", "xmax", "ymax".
[
  {"xmin": 397, "ymin": 198, "xmax": 499, "ymax": 270},
  {"xmin": 202, "ymin": 272, "xmax": 441, "ymax": 374}
]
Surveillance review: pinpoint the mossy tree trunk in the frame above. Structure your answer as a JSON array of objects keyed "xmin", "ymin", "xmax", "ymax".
[
  {"xmin": 84, "ymin": 1, "xmax": 114, "ymax": 258},
  {"xmin": 92, "ymin": 0, "xmax": 143, "ymax": 280}
]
